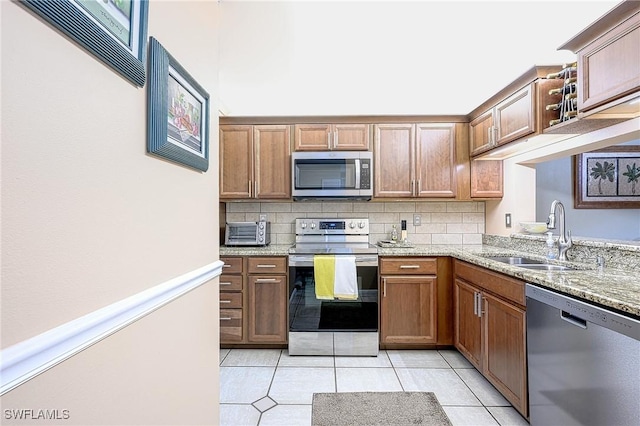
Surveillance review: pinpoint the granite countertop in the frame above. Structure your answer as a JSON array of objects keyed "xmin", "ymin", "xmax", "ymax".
[{"xmin": 220, "ymin": 244, "xmax": 640, "ymax": 319}]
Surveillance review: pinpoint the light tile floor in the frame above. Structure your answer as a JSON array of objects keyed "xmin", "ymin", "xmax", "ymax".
[{"xmin": 220, "ymin": 348, "xmax": 529, "ymax": 426}]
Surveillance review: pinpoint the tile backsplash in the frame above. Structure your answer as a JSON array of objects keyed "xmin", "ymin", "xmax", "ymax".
[{"xmin": 224, "ymin": 201, "xmax": 485, "ymax": 246}]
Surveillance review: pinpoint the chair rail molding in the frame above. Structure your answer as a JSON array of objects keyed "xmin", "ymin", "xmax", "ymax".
[{"xmin": 0, "ymin": 260, "xmax": 224, "ymax": 395}]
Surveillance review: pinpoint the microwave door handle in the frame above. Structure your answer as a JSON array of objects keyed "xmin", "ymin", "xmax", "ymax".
[{"xmin": 355, "ymin": 159, "xmax": 361, "ymax": 189}]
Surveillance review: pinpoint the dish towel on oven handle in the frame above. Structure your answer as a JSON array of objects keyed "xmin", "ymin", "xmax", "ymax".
[
  {"xmin": 333, "ymin": 255, "xmax": 358, "ymax": 300},
  {"xmin": 314, "ymin": 255, "xmax": 336, "ymax": 300}
]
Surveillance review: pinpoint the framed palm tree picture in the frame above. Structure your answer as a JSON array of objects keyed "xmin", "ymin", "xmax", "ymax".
[{"xmin": 573, "ymin": 146, "xmax": 640, "ymax": 208}]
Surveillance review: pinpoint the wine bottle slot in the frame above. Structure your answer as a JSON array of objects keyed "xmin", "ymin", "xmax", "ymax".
[
  {"xmin": 565, "ymin": 92, "xmax": 578, "ymax": 100},
  {"xmin": 549, "ymin": 118, "xmax": 562, "ymax": 126},
  {"xmin": 563, "ymin": 62, "xmax": 578, "ymax": 69},
  {"xmin": 546, "ymin": 103, "xmax": 562, "ymax": 111},
  {"xmin": 564, "ymin": 111, "xmax": 578, "ymax": 119},
  {"xmin": 564, "ymin": 77, "xmax": 577, "ymax": 84}
]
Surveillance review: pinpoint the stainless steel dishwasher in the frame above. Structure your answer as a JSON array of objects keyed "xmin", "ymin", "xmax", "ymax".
[{"xmin": 526, "ymin": 284, "xmax": 640, "ymax": 426}]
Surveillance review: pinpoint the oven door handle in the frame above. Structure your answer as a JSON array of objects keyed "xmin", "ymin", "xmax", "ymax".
[{"xmin": 289, "ymin": 255, "xmax": 378, "ymax": 267}]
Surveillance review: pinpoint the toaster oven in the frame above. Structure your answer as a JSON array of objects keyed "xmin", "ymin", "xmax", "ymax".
[{"xmin": 225, "ymin": 221, "xmax": 271, "ymax": 246}]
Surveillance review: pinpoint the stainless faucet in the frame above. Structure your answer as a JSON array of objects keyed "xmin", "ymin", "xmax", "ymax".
[{"xmin": 547, "ymin": 200, "xmax": 572, "ymax": 261}]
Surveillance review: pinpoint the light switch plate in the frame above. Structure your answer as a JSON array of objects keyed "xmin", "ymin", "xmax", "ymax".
[{"xmin": 505, "ymin": 213, "xmax": 512, "ymax": 228}]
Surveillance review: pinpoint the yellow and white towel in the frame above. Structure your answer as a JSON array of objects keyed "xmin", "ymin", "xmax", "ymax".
[{"xmin": 314, "ymin": 255, "xmax": 358, "ymax": 300}]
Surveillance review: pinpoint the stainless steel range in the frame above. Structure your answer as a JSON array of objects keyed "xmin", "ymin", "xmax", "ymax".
[{"xmin": 288, "ymin": 218, "xmax": 379, "ymax": 356}]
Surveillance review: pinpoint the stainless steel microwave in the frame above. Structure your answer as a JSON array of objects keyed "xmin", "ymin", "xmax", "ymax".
[
  {"xmin": 291, "ymin": 151, "xmax": 373, "ymax": 200},
  {"xmin": 225, "ymin": 221, "xmax": 271, "ymax": 246}
]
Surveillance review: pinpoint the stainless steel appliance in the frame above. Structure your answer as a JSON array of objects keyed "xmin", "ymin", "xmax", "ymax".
[
  {"xmin": 224, "ymin": 221, "xmax": 271, "ymax": 246},
  {"xmin": 288, "ymin": 218, "xmax": 378, "ymax": 356},
  {"xmin": 526, "ymin": 284, "xmax": 640, "ymax": 426},
  {"xmin": 291, "ymin": 151, "xmax": 373, "ymax": 200}
]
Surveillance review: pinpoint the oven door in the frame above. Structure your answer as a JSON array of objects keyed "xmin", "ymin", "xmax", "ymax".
[{"xmin": 288, "ymin": 254, "xmax": 378, "ymax": 333}]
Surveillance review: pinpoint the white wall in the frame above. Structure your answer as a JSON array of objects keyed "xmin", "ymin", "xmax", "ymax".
[
  {"xmin": 218, "ymin": 1, "xmax": 617, "ymax": 116},
  {"xmin": 0, "ymin": 1, "xmax": 220, "ymax": 424}
]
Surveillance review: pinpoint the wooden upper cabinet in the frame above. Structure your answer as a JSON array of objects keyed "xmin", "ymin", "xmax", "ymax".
[
  {"xmin": 374, "ymin": 123, "xmax": 457, "ymax": 198},
  {"xmin": 469, "ymin": 110, "xmax": 494, "ymax": 156},
  {"xmin": 471, "ymin": 159, "xmax": 503, "ymax": 198},
  {"xmin": 294, "ymin": 123, "xmax": 370, "ymax": 151},
  {"xmin": 220, "ymin": 125, "xmax": 253, "ymax": 199},
  {"xmin": 373, "ymin": 124, "xmax": 415, "ymax": 198},
  {"xmin": 577, "ymin": 10, "xmax": 640, "ymax": 112},
  {"xmin": 220, "ymin": 125, "xmax": 291, "ymax": 200},
  {"xmin": 494, "ymin": 83, "xmax": 535, "ymax": 146},
  {"xmin": 254, "ymin": 125, "xmax": 291, "ymax": 199},
  {"xmin": 415, "ymin": 123, "xmax": 456, "ymax": 198}
]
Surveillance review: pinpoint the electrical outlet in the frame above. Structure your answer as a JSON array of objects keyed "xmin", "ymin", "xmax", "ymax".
[
  {"xmin": 259, "ymin": 214, "xmax": 267, "ymax": 222},
  {"xmin": 413, "ymin": 214, "xmax": 421, "ymax": 226},
  {"xmin": 505, "ymin": 213, "xmax": 512, "ymax": 228}
]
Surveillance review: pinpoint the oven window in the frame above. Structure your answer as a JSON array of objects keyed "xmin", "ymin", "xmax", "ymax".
[{"xmin": 288, "ymin": 265, "xmax": 378, "ymax": 332}]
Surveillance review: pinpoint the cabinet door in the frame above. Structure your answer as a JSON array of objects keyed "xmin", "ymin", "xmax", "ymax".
[
  {"xmin": 380, "ymin": 275, "xmax": 437, "ymax": 344},
  {"xmin": 220, "ymin": 126, "xmax": 253, "ymax": 199},
  {"xmin": 470, "ymin": 159, "xmax": 503, "ymax": 198},
  {"xmin": 248, "ymin": 275, "xmax": 287, "ymax": 343},
  {"xmin": 333, "ymin": 124, "xmax": 370, "ymax": 150},
  {"xmin": 254, "ymin": 125, "xmax": 291, "ymax": 199},
  {"xmin": 578, "ymin": 13, "xmax": 640, "ymax": 112},
  {"xmin": 373, "ymin": 124, "xmax": 415, "ymax": 198},
  {"xmin": 469, "ymin": 110, "xmax": 493, "ymax": 156},
  {"xmin": 453, "ymin": 278, "xmax": 482, "ymax": 369},
  {"xmin": 483, "ymin": 292, "xmax": 528, "ymax": 417},
  {"xmin": 415, "ymin": 123, "xmax": 456, "ymax": 198},
  {"xmin": 293, "ymin": 124, "xmax": 331, "ymax": 151},
  {"xmin": 494, "ymin": 83, "xmax": 535, "ymax": 146}
]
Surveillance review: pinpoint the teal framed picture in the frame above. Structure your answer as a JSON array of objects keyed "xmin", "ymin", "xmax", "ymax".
[
  {"xmin": 147, "ymin": 37, "xmax": 210, "ymax": 172},
  {"xmin": 19, "ymin": 0, "xmax": 149, "ymax": 87}
]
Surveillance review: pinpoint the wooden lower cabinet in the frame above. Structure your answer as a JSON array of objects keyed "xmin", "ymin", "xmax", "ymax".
[
  {"xmin": 380, "ymin": 275, "xmax": 437, "ymax": 345},
  {"xmin": 454, "ymin": 260, "xmax": 528, "ymax": 418},
  {"xmin": 220, "ymin": 256, "xmax": 288, "ymax": 346},
  {"xmin": 248, "ymin": 273, "xmax": 287, "ymax": 343},
  {"xmin": 379, "ymin": 257, "xmax": 452, "ymax": 348}
]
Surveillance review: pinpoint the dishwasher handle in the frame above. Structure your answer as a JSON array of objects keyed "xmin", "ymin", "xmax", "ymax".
[{"xmin": 560, "ymin": 310, "xmax": 587, "ymax": 329}]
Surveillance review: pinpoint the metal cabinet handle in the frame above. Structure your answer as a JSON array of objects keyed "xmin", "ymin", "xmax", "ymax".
[
  {"xmin": 248, "ymin": 180, "xmax": 252, "ymax": 196},
  {"xmin": 223, "ymin": 265, "xmax": 231, "ymax": 268},
  {"xmin": 417, "ymin": 179, "xmax": 421, "ymax": 195},
  {"xmin": 327, "ymin": 132, "xmax": 331, "ymax": 149},
  {"xmin": 478, "ymin": 294, "xmax": 484, "ymax": 317},
  {"xmin": 399, "ymin": 265, "xmax": 420, "ymax": 269},
  {"xmin": 254, "ymin": 181, "xmax": 258, "ymax": 197},
  {"xmin": 220, "ymin": 281, "xmax": 233, "ymax": 286},
  {"xmin": 220, "ymin": 317, "xmax": 232, "ymax": 321},
  {"xmin": 255, "ymin": 278, "xmax": 280, "ymax": 283},
  {"xmin": 383, "ymin": 278, "xmax": 387, "ymax": 297},
  {"xmin": 473, "ymin": 292, "xmax": 478, "ymax": 316},
  {"xmin": 333, "ymin": 130, "xmax": 338, "ymax": 149},
  {"xmin": 256, "ymin": 264, "xmax": 277, "ymax": 268}
]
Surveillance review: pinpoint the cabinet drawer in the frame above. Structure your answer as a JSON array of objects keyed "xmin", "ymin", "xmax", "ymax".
[
  {"xmin": 380, "ymin": 257, "xmax": 437, "ymax": 275},
  {"xmin": 454, "ymin": 260, "xmax": 525, "ymax": 306},
  {"xmin": 220, "ymin": 309, "xmax": 243, "ymax": 342},
  {"xmin": 248, "ymin": 257, "xmax": 287, "ymax": 274},
  {"xmin": 221, "ymin": 257, "xmax": 243, "ymax": 274},
  {"xmin": 220, "ymin": 274, "xmax": 243, "ymax": 291},
  {"xmin": 220, "ymin": 292, "xmax": 243, "ymax": 309}
]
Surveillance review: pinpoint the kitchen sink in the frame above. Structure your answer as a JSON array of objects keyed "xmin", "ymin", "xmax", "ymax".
[
  {"xmin": 517, "ymin": 264, "xmax": 574, "ymax": 271},
  {"xmin": 481, "ymin": 255, "xmax": 575, "ymax": 271},
  {"xmin": 483, "ymin": 256, "xmax": 545, "ymax": 265}
]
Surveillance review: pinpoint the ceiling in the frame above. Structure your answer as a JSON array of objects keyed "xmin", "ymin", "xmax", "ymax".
[{"xmin": 218, "ymin": 1, "xmax": 622, "ymax": 116}]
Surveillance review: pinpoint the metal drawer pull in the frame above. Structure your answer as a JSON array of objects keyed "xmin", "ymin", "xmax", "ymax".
[
  {"xmin": 220, "ymin": 282, "xmax": 233, "ymax": 286},
  {"xmin": 223, "ymin": 264, "xmax": 231, "ymax": 268},
  {"xmin": 256, "ymin": 264, "xmax": 277, "ymax": 268},
  {"xmin": 220, "ymin": 317, "xmax": 232, "ymax": 321},
  {"xmin": 255, "ymin": 278, "xmax": 279, "ymax": 283},
  {"xmin": 399, "ymin": 265, "xmax": 420, "ymax": 269},
  {"xmin": 220, "ymin": 300, "xmax": 231, "ymax": 304}
]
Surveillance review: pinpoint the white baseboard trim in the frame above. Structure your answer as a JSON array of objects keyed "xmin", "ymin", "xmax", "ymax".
[{"xmin": 0, "ymin": 260, "xmax": 224, "ymax": 395}]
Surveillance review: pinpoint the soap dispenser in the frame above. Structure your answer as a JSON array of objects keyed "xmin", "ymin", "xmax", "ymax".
[{"xmin": 546, "ymin": 232, "xmax": 556, "ymax": 260}]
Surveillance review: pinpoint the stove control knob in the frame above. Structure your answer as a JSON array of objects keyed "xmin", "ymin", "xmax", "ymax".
[
  {"xmin": 300, "ymin": 222, "xmax": 307, "ymax": 229},
  {"xmin": 358, "ymin": 221, "xmax": 365, "ymax": 229},
  {"xmin": 349, "ymin": 221, "xmax": 356, "ymax": 229},
  {"xmin": 310, "ymin": 222, "xmax": 316, "ymax": 229}
]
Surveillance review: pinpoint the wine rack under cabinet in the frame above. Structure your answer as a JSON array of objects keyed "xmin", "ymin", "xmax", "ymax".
[{"xmin": 546, "ymin": 62, "xmax": 578, "ymax": 126}]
